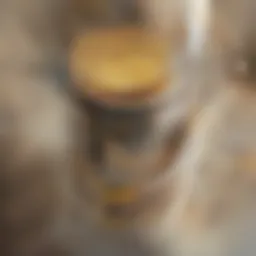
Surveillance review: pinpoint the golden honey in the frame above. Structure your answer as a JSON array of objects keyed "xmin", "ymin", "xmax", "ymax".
[{"xmin": 70, "ymin": 26, "xmax": 169, "ymax": 106}]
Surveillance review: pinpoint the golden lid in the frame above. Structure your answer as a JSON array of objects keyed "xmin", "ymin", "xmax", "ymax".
[{"xmin": 70, "ymin": 26, "xmax": 169, "ymax": 106}]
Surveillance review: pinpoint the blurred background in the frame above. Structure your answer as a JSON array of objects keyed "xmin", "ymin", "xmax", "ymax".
[{"xmin": 2, "ymin": 0, "xmax": 256, "ymax": 256}]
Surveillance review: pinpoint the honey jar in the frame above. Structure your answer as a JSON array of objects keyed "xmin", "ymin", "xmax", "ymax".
[{"xmin": 69, "ymin": 25, "xmax": 174, "ymax": 227}]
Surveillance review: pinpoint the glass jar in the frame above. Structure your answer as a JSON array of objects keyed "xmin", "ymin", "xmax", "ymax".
[{"xmin": 68, "ymin": 0, "xmax": 182, "ymax": 227}]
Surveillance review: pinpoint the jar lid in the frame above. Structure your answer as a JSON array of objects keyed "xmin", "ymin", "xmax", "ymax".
[{"xmin": 69, "ymin": 26, "xmax": 170, "ymax": 107}]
